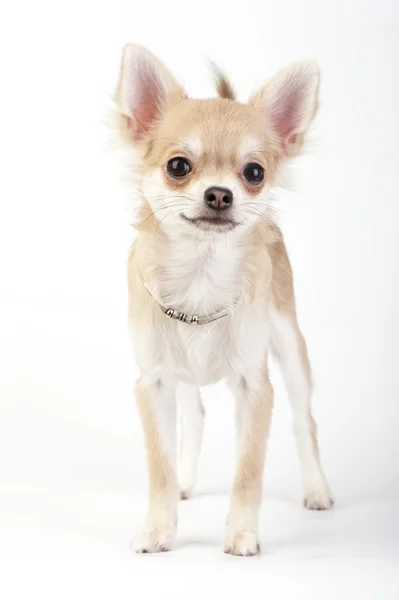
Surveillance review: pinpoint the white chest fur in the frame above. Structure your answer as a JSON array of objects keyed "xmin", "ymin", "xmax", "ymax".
[
  {"xmin": 155, "ymin": 235, "xmax": 241, "ymax": 317},
  {"xmin": 131, "ymin": 233, "xmax": 271, "ymax": 387}
]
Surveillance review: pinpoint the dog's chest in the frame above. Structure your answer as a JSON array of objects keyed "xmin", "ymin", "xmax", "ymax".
[
  {"xmin": 151, "ymin": 245, "xmax": 270, "ymax": 385},
  {"xmin": 165, "ymin": 307, "xmax": 269, "ymax": 386}
]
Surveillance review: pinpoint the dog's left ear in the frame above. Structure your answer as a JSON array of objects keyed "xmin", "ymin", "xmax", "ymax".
[
  {"xmin": 249, "ymin": 62, "xmax": 320, "ymax": 156},
  {"xmin": 117, "ymin": 44, "xmax": 186, "ymax": 142}
]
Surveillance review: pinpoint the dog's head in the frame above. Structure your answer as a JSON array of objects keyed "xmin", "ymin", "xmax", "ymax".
[{"xmin": 117, "ymin": 45, "xmax": 319, "ymax": 236}]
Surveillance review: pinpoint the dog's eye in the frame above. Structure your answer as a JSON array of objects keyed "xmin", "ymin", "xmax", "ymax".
[
  {"xmin": 243, "ymin": 163, "xmax": 264, "ymax": 184},
  {"xmin": 167, "ymin": 157, "xmax": 192, "ymax": 178}
]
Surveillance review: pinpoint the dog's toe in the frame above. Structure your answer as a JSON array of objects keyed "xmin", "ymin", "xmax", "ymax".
[
  {"xmin": 224, "ymin": 531, "xmax": 260, "ymax": 557},
  {"xmin": 132, "ymin": 526, "xmax": 176, "ymax": 554},
  {"xmin": 304, "ymin": 487, "xmax": 334, "ymax": 510}
]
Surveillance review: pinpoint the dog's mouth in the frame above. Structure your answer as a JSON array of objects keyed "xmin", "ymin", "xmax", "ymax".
[{"xmin": 180, "ymin": 214, "xmax": 238, "ymax": 231}]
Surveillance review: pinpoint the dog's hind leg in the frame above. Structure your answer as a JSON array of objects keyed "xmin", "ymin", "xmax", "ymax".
[
  {"xmin": 177, "ymin": 382, "xmax": 205, "ymax": 500},
  {"xmin": 270, "ymin": 307, "xmax": 334, "ymax": 510}
]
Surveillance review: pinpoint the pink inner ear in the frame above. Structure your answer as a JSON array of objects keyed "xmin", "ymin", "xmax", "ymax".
[
  {"xmin": 126, "ymin": 66, "xmax": 165, "ymax": 140},
  {"xmin": 133, "ymin": 98, "xmax": 159, "ymax": 138},
  {"xmin": 272, "ymin": 94, "xmax": 302, "ymax": 139},
  {"xmin": 281, "ymin": 131, "xmax": 298, "ymax": 154},
  {"xmin": 269, "ymin": 75, "xmax": 308, "ymax": 146}
]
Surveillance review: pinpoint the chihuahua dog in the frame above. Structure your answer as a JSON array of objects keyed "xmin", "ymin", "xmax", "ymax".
[{"xmin": 116, "ymin": 44, "xmax": 333, "ymax": 556}]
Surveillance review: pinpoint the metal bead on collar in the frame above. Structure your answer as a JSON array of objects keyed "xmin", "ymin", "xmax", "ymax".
[
  {"xmin": 143, "ymin": 278, "xmax": 228, "ymax": 326},
  {"xmin": 164, "ymin": 308, "xmax": 200, "ymax": 324}
]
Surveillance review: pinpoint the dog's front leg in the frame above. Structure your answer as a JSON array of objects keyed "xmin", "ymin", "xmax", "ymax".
[
  {"xmin": 133, "ymin": 375, "xmax": 179, "ymax": 553},
  {"xmin": 225, "ymin": 367, "xmax": 274, "ymax": 556}
]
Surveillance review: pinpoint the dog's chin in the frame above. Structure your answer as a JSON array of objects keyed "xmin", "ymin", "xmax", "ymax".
[{"xmin": 180, "ymin": 213, "xmax": 238, "ymax": 232}]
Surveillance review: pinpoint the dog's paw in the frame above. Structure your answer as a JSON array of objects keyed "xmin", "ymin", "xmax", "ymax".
[
  {"xmin": 179, "ymin": 488, "xmax": 192, "ymax": 500},
  {"xmin": 224, "ymin": 531, "xmax": 260, "ymax": 557},
  {"xmin": 179, "ymin": 478, "xmax": 195, "ymax": 500},
  {"xmin": 178, "ymin": 471, "xmax": 195, "ymax": 500},
  {"xmin": 304, "ymin": 486, "xmax": 334, "ymax": 510},
  {"xmin": 132, "ymin": 526, "xmax": 176, "ymax": 554}
]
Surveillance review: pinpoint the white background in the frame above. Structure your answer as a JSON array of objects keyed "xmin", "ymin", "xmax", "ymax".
[{"xmin": 1, "ymin": 0, "xmax": 398, "ymax": 598}]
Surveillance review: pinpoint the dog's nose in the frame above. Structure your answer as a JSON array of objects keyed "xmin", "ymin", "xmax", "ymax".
[{"xmin": 204, "ymin": 186, "xmax": 233, "ymax": 210}]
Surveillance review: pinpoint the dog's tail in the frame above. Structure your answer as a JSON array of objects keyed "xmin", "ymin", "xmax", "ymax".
[{"xmin": 210, "ymin": 61, "xmax": 236, "ymax": 100}]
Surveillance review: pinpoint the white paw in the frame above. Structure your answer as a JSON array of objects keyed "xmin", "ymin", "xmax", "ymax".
[
  {"xmin": 224, "ymin": 531, "xmax": 260, "ymax": 557},
  {"xmin": 178, "ymin": 473, "xmax": 195, "ymax": 500},
  {"xmin": 132, "ymin": 525, "xmax": 176, "ymax": 554},
  {"xmin": 179, "ymin": 488, "xmax": 192, "ymax": 500},
  {"xmin": 304, "ymin": 486, "xmax": 334, "ymax": 510}
]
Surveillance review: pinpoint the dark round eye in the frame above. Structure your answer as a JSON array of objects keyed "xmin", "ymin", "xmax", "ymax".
[
  {"xmin": 166, "ymin": 157, "xmax": 192, "ymax": 178},
  {"xmin": 243, "ymin": 162, "xmax": 264, "ymax": 184}
]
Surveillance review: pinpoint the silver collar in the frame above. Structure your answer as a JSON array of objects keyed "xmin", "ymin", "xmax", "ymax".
[{"xmin": 143, "ymin": 280, "xmax": 230, "ymax": 326}]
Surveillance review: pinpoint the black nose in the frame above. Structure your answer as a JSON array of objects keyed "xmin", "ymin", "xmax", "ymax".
[{"xmin": 204, "ymin": 186, "xmax": 233, "ymax": 210}]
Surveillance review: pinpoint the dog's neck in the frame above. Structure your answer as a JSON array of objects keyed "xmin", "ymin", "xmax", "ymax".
[{"xmin": 143, "ymin": 229, "xmax": 247, "ymax": 317}]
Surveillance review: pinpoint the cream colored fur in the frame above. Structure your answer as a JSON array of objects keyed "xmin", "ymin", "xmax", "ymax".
[{"xmin": 116, "ymin": 44, "xmax": 333, "ymax": 556}]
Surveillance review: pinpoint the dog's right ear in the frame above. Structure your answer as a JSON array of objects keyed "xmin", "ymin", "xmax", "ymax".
[{"xmin": 117, "ymin": 44, "xmax": 185, "ymax": 142}]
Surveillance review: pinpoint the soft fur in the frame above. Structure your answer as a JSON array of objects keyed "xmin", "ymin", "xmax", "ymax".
[{"xmin": 116, "ymin": 44, "xmax": 333, "ymax": 556}]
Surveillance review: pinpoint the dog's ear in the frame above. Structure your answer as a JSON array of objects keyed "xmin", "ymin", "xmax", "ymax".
[
  {"xmin": 249, "ymin": 62, "xmax": 320, "ymax": 156},
  {"xmin": 118, "ymin": 44, "xmax": 185, "ymax": 142}
]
